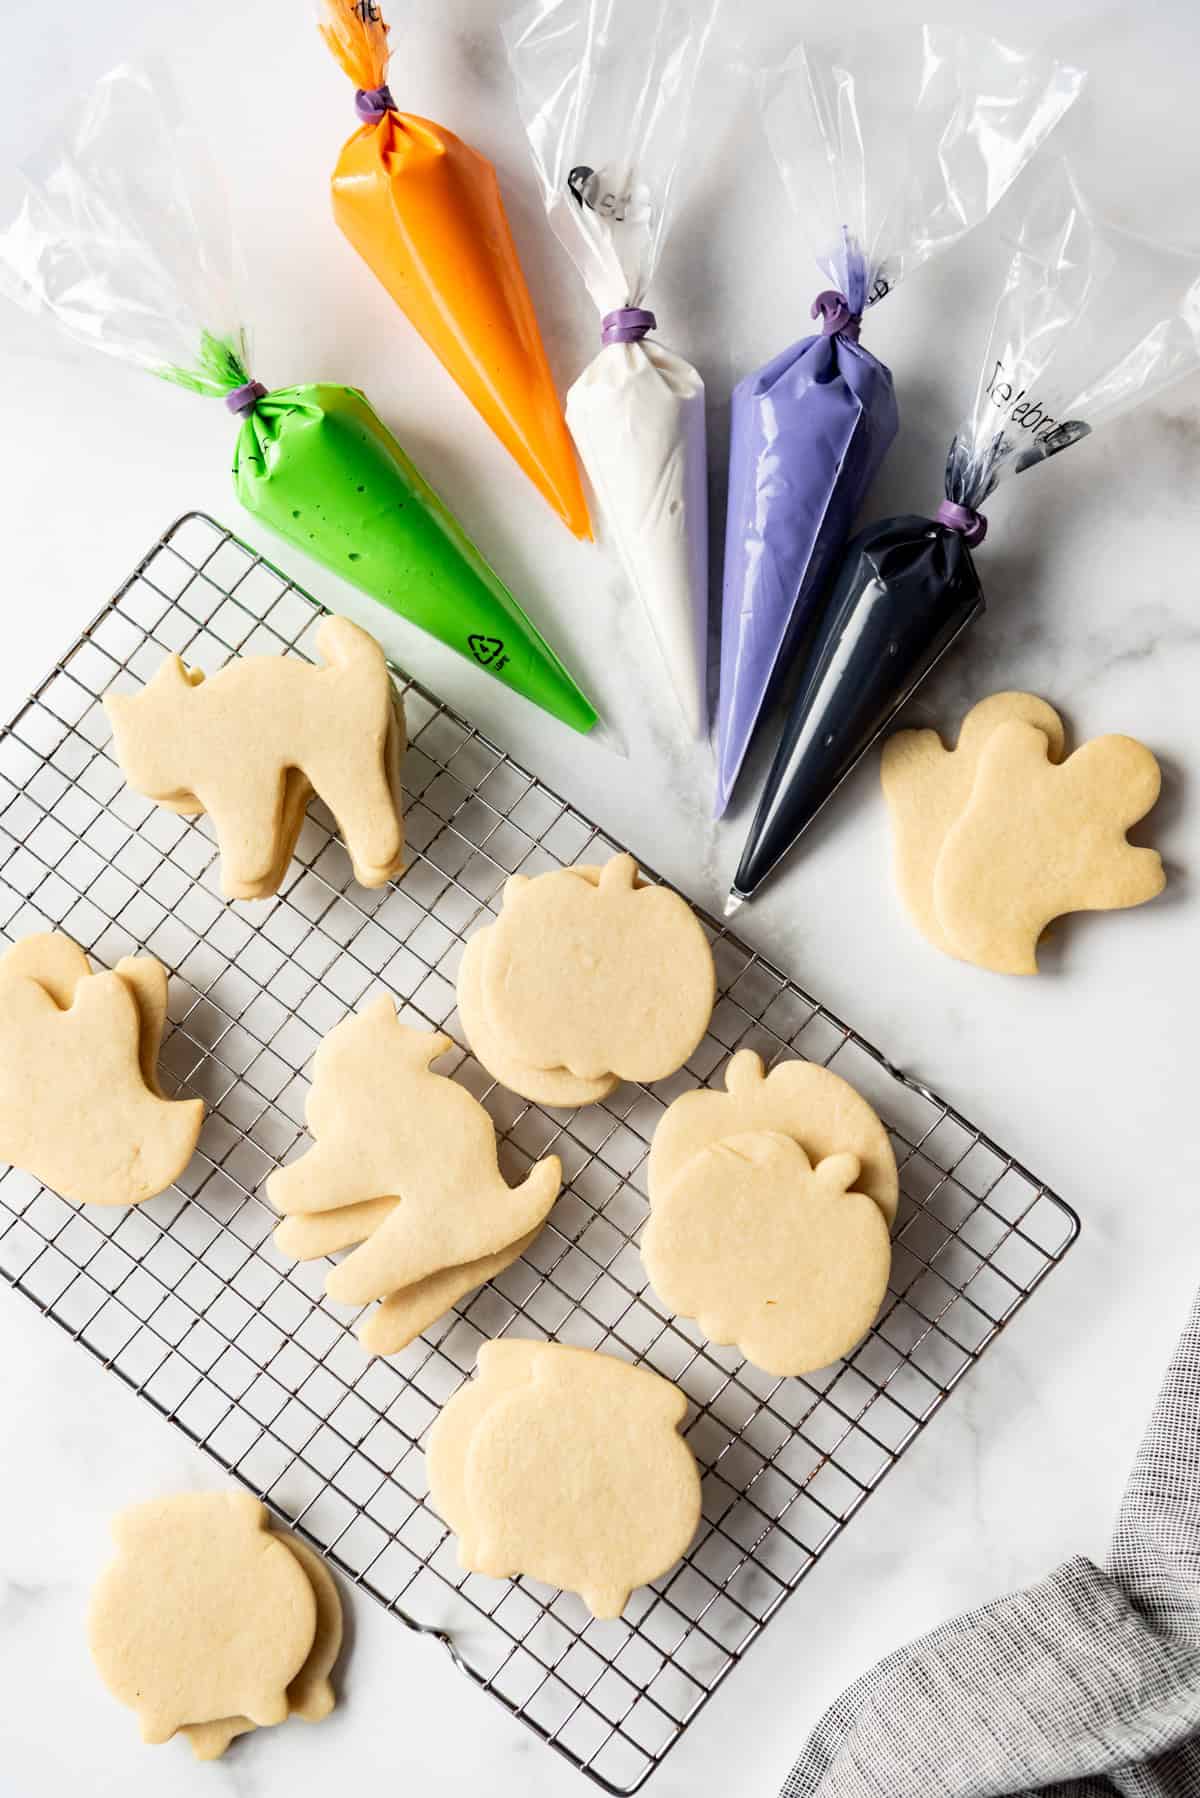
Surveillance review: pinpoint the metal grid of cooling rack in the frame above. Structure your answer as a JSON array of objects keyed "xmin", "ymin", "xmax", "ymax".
[{"xmin": 0, "ymin": 513, "xmax": 1079, "ymax": 1793}]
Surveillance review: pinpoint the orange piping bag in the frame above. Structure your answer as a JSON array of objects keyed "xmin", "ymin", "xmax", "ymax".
[{"xmin": 319, "ymin": 0, "xmax": 592, "ymax": 539}]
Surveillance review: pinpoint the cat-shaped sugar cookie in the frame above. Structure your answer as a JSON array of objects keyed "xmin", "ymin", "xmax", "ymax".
[
  {"xmin": 89, "ymin": 1493, "xmax": 317, "ymax": 1744},
  {"xmin": 643, "ymin": 1132, "xmax": 891, "ymax": 1376},
  {"xmin": 479, "ymin": 853, "xmax": 715, "ymax": 1083},
  {"xmin": 274, "ymin": 1196, "xmax": 537, "ymax": 1357},
  {"xmin": 934, "ymin": 721, "xmax": 1165, "ymax": 974},
  {"xmin": 105, "ymin": 615, "xmax": 405, "ymax": 899},
  {"xmin": 0, "ymin": 944, "xmax": 203, "ymax": 1207},
  {"xmin": 427, "ymin": 1342, "xmax": 701, "ymax": 1619},
  {"xmin": 648, "ymin": 1048, "xmax": 898, "ymax": 1227},
  {"xmin": 267, "ymin": 998, "xmax": 560, "ymax": 1305},
  {"xmin": 881, "ymin": 692, "xmax": 1067, "ymax": 954}
]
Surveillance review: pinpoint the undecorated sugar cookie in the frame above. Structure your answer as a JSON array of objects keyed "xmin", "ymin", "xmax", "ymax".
[
  {"xmin": 0, "ymin": 933, "xmax": 173, "ymax": 1097},
  {"xmin": 881, "ymin": 692, "xmax": 1066, "ymax": 953},
  {"xmin": 0, "ymin": 961, "xmax": 203, "ymax": 1208},
  {"xmin": 105, "ymin": 615, "xmax": 406, "ymax": 899},
  {"xmin": 648, "ymin": 1048, "xmax": 898, "ymax": 1228},
  {"xmin": 427, "ymin": 1341, "xmax": 701, "ymax": 1619},
  {"xmin": 267, "ymin": 997, "xmax": 560, "ymax": 1306},
  {"xmin": 455, "ymin": 928, "xmax": 617, "ymax": 1107},
  {"xmin": 357, "ymin": 1230, "xmax": 538, "ymax": 1357},
  {"xmin": 88, "ymin": 1492, "xmax": 317, "ymax": 1744},
  {"xmin": 183, "ymin": 1536, "xmax": 343, "ymax": 1760},
  {"xmin": 479, "ymin": 853, "xmax": 715, "ymax": 1083},
  {"xmin": 643, "ymin": 1132, "xmax": 891, "ymax": 1376},
  {"xmin": 934, "ymin": 721, "xmax": 1165, "ymax": 974}
]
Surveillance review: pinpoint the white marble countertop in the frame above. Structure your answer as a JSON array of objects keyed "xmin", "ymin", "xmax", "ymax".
[{"xmin": 1, "ymin": 0, "xmax": 1199, "ymax": 1793}]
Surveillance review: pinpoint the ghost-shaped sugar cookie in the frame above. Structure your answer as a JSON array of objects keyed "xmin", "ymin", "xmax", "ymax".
[
  {"xmin": 881, "ymin": 692, "xmax": 1067, "ymax": 953},
  {"xmin": 477, "ymin": 853, "xmax": 715, "ymax": 1084},
  {"xmin": 267, "ymin": 997, "xmax": 560, "ymax": 1310},
  {"xmin": 0, "ymin": 933, "xmax": 173, "ymax": 1097},
  {"xmin": 643, "ymin": 1132, "xmax": 892, "ymax": 1376},
  {"xmin": 933, "ymin": 721, "xmax": 1165, "ymax": 974},
  {"xmin": 648, "ymin": 1048, "xmax": 898, "ymax": 1228},
  {"xmin": 88, "ymin": 1492, "xmax": 318, "ymax": 1744},
  {"xmin": 182, "ymin": 1536, "xmax": 343, "ymax": 1760},
  {"xmin": 427, "ymin": 1342, "xmax": 701, "ymax": 1619},
  {"xmin": 0, "ymin": 947, "xmax": 203, "ymax": 1208},
  {"xmin": 105, "ymin": 615, "xmax": 406, "ymax": 900}
]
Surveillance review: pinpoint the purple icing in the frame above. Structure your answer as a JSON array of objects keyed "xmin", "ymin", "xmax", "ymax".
[{"xmin": 714, "ymin": 330, "xmax": 899, "ymax": 817}]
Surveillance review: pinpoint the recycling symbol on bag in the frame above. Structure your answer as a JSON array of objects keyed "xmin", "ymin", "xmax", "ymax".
[{"xmin": 468, "ymin": 635, "xmax": 508, "ymax": 670}]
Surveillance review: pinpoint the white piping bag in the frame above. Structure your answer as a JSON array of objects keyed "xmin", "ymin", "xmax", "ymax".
[{"xmin": 504, "ymin": 0, "xmax": 719, "ymax": 738}]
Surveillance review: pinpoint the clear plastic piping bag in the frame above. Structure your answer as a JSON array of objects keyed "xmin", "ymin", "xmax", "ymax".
[
  {"xmin": 318, "ymin": 0, "xmax": 591, "ymax": 539},
  {"xmin": 715, "ymin": 27, "xmax": 1084, "ymax": 816},
  {"xmin": 729, "ymin": 161, "xmax": 1200, "ymax": 909},
  {"xmin": 0, "ymin": 62, "xmax": 600, "ymax": 736},
  {"xmin": 504, "ymin": 0, "xmax": 720, "ymax": 738}
]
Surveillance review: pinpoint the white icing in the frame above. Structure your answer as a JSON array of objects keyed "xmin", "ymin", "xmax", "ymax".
[{"xmin": 567, "ymin": 338, "xmax": 709, "ymax": 737}]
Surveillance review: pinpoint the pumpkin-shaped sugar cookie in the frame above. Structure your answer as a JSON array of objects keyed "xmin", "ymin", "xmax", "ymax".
[
  {"xmin": 88, "ymin": 1492, "xmax": 317, "ymax": 1743},
  {"xmin": 643, "ymin": 1132, "xmax": 891, "ymax": 1376},
  {"xmin": 479, "ymin": 853, "xmax": 716, "ymax": 1083},
  {"xmin": 648, "ymin": 1048, "xmax": 899, "ymax": 1227}
]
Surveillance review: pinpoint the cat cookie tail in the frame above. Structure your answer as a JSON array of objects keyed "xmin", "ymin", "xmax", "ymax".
[{"xmin": 325, "ymin": 1156, "xmax": 561, "ymax": 1307}]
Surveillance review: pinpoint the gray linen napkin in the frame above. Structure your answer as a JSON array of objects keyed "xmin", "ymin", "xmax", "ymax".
[{"xmin": 783, "ymin": 1287, "xmax": 1200, "ymax": 1798}]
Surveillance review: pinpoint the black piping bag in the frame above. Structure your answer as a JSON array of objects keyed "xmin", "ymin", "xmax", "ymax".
[{"xmin": 727, "ymin": 162, "xmax": 1200, "ymax": 913}]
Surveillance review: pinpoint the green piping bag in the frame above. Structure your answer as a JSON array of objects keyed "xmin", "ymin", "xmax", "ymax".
[{"xmin": 0, "ymin": 65, "xmax": 598, "ymax": 737}]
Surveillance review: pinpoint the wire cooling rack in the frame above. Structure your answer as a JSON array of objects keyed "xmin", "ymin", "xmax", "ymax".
[{"xmin": 0, "ymin": 513, "xmax": 1078, "ymax": 1792}]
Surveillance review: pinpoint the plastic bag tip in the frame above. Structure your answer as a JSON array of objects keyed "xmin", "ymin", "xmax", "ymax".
[
  {"xmin": 585, "ymin": 716, "xmax": 628, "ymax": 760},
  {"xmin": 722, "ymin": 890, "xmax": 746, "ymax": 920}
]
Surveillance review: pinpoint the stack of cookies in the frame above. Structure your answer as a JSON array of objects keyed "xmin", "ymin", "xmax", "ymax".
[
  {"xmin": 456, "ymin": 852, "xmax": 717, "ymax": 1105},
  {"xmin": 881, "ymin": 691, "xmax": 1165, "ymax": 974},
  {"xmin": 0, "ymin": 933, "xmax": 203, "ymax": 1208},
  {"xmin": 427, "ymin": 1341, "xmax": 702, "ymax": 1620},
  {"xmin": 268, "ymin": 997, "xmax": 562, "ymax": 1354},
  {"xmin": 89, "ymin": 1491, "xmax": 342, "ymax": 1759},
  {"xmin": 641, "ymin": 1050, "xmax": 898, "ymax": 1377},
  {"xmin": 105, "ymin": 615, "xmax": 406, "ymax": 900}
]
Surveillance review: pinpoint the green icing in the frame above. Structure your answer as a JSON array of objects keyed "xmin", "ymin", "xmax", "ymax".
[{"xmin": 231, "ymin": 384, "xmax": 597, "ymax": 735}]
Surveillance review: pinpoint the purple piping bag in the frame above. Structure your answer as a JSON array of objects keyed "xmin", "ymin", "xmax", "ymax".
[
  {"xmin": 714, "ymin": 29, "xmax": 1085, "ymax": 817},
  {"xmin": 727, "ymin": 163, "xmax": 1200, "ymax": 910},
  {"xmin": 717, "ymin": 255, "xmax": 897, "ymax": 815}
]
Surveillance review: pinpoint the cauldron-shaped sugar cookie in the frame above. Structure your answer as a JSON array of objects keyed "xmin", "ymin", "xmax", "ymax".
[
  {"xmin": 427, "ymin": 1341, "xmax": 701, "ymax": 1619},
  {"xmin": 480, "ymin": 853, "xmax": 716, "ymax": 1083},
  {"xmin": 88, "ymin": 1492, "xmax": 317, "ymax": 1743}
]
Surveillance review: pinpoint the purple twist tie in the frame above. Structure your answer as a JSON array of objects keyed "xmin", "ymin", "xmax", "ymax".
[
  {"xmin": 601, "ymin": 307, "xmax": 656, "ymax": 347},
  {"xmin": 225, "ymin": 379, "xmax": 267, "ymax": 417},
  {"xmin": 355, "ymin": 84, "xmax": 396, "ymax": 123},
  {"xmin": 936, "ymin": 498, "xmax": 988, "ymax": 548},
  {"xmin": 811, "ymin": 290, "xmax": 861, "ymax": 341}
]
